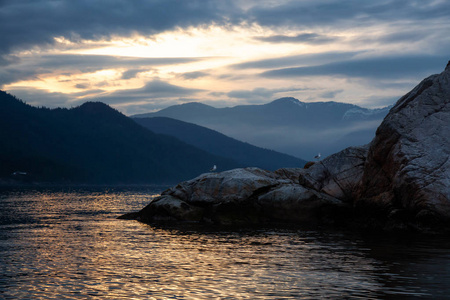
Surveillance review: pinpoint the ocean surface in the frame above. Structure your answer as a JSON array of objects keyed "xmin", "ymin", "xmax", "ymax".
[{"xmin": 1, "ymin": 186, "xmax": 449, "ymax": 299}]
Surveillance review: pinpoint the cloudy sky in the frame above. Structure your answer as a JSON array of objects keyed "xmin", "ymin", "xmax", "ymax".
[{"xmin": 1, "ymin": 0, "xmax": 449, "ymax": 115}]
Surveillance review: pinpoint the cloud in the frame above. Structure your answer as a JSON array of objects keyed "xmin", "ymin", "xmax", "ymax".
[
  {"xmin": 2, "ymin": 0, "xmax": 449, "ymax": 112},
  {"xmin": 319, "ymin": 90, "xmax": 343, "ymax": 99},
  {"xmin": 6, "ymin": 79, "xmax": 203, "ymax": 114},
  {"xmin": 231, "ymin": 51, "xmax": 362, "ymax": 70},
  {"xmin": 97, "ymin": 80, "xmax": 203, "ymax": 104},
  {"xmin": 5, "ymin": 86, "xmax": 109, "ymax": 107},
  {"xmin": 0, "ymin": 0, "xmax": 243, "ymax": 56},
  {"xmin": 0, "ymin": 54, "xmax": 206, "ymax": 87},
  {"xmin": 5, "ymin": 87, "xmax": 74, "ymax": 108},
  {"xmin": 226, "ymin": 86, "xmax": 311, "ymax": 101},
  {"xmin": 116, "ymin": 101, "xmax": 182, "ymax": 116},
  {"xmin": 262, "ymin": 55, "xmax": 449, "ymax": 80},
  {"xmin": 5, "ymin": 78, "xmax": 204, "ymax": 112},
  {"xmin": 248, "ymin": 0, "xmax": 450, "ymax": 28},
  {"xmin": 178, "ymin": 71, "xmax": 209, "ymax": 80},
  {"xmin": 0, "ymin": 54, "xmax": 20, "ymax": 66},
  {"xmin": 227, "ymin": 88, "xmax": 274, "ymax": 99},
  {"xmin": 361, "ymin": 95, "xmax": 399, "ymax": 109},
  {"xmin": 209, "ymin": 91, "xmax": 227, "ymax": 97},
  {"xmin": 121, "ymin": 69, "xmax": 146, "ymax": 80},
  {"xmin": 254, "ymin": 32, "xmax": 338, "ymax": 44},
  {"xmin": 75, "ymin": 83, "xmax": 89, "ymax": 89},
  {"xmin": 29, "ymin": 54, "xmax": 203, "ymax": 72},
  {"xmin": 3, "ymin": 0, "xmax": 449, "ymax": 60},
  {"xmin": 2, "ymin": 0, "xmax": 449, "ymax": 62}
]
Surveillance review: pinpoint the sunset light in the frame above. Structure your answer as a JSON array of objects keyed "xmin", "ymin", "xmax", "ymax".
[
  {"xmin": 1, "ymin": 1, "xmax": 447, "ymax": 114},
  {"xmin": 1, "ymin": 1, "xmax": 450, "ymax": 299}
]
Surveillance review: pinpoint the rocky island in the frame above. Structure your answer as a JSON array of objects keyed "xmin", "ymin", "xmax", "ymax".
[{"xmin": 121, "ymin": 62, "xmax": 450, "ymax": 233}]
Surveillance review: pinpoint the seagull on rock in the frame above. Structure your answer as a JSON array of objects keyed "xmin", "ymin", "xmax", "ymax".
[
  {"xmin": 210, "ymin": 165, "xmax": 217, "ymax": 172},
  {"xmin": 314, "ymin": 153, "xmax": 321, "ymax": 160}
]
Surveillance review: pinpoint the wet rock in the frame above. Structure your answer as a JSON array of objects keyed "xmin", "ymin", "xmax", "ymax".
[
  {"xmin": 136, "ymin": 195, "xmax": 205, "ymax": 223},
  {"xmin": 256, "ymin": 184, "xmax": 345, "ymax": 224}
]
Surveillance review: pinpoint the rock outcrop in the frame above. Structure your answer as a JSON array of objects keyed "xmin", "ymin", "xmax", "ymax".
[
  {"xmin": 122, "ymin": 62, "xmax": 450, "ymax": 233},
  {"xmin": 120, "ymin": 147, "xmax": 368, "ymax": 227},
  {"xmin": 123, "ymin": 167, "xmax": 348, "ymax": 226},
  {"xmin": 355, "ymin": 63, "xmax": 450, "ymax": 231}
]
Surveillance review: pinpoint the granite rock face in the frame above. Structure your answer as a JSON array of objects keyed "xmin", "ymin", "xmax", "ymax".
[
  {"xmin": 298, "ymin": 146, "xmax": 368, "ymax": 201},
  {"xmin": 123, "ymin": 63, "xmax": 450, "ymax": 232},
  {"xmin": 356, "ymin": 63, "xmax": 450, "ymax": 231},
  {"xmin": 130, "ymin": 167, "xmax": 347, "ymax": 226}
]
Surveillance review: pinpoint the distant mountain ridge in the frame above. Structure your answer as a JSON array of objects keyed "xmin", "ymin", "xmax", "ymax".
[
  {"xmin": 134, "ymin": 117, "xmax": 307, "ymax": 170},
  {"xmin": 133, "ymin": 97, "xmax": 391, "ymax": 159},
  {"xmin": 0, "ymin": 91, "xmax": 239, "ymax": 184}
]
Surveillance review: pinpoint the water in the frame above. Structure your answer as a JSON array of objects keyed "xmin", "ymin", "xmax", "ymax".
[{"xmin": 1, "ymin": 187, "xmax": 450, "ymax": 299}]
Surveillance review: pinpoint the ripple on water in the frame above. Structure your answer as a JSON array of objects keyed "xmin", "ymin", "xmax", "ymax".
[{"xmin": 1, "ymin": 187, "xmax": 450, "ymax": 299}]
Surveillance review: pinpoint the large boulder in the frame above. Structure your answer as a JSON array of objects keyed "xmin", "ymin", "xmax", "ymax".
[
  {"xmin": 298, "ymin": 146, "xmax": 368, "ymax": 201},
  {"xmin": 356, "ymin": 63, "xmax": 450, "ymax": 231},
  {"xmin": 124, "ymin": 167, "xmax": 348, "ymax": 226},
  {"xmin": 161, "ymin": 167, "xmax": 282, "ymax": 205}
]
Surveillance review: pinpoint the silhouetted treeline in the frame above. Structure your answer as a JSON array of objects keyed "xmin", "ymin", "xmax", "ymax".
[{"xmin": 0, "ymin": 91, "xmax": 238, "ymax": 184}]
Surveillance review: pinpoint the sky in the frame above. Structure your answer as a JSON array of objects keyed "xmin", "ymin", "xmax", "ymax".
[{"xmin": 1, "ymin": 0, "xmax": 449, "ymax": 115}]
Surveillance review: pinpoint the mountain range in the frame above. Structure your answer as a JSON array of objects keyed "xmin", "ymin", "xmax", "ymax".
[
  {"xmin": 0, "ymin": 91, "xmax": 239, "ymax": 184},
  {"xmin": 133, "ymin": 97, "xmax": 391, "ymax": 159},
  {"xmin": 0, "ymin": 91, "xmax": 305, "ymax": 184}
]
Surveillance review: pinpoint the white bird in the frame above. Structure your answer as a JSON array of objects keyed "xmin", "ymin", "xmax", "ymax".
[
  {"xmin": 210, "ymin": 165, "xmax": 217, "ymax": 172},
  {"xmin": 12, "ymin": 171, "xmax": 27, "ymax": 176},
  {"xmin": 314, "ymin": 153, "xmax": 321, "ymax": 160}
]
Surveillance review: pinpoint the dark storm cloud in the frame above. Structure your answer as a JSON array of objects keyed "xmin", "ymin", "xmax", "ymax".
[
  {"xmin": 232, "ymin": 51, "xmax": 362, "ymax": 70},
  {"xmin": 376, "ymin": 31, "xmax": 431, "ymax": 44},
  {"xmin": 248, "ymin": 0, "xmax": 450, "ymax": 28},
  {"xmin": 97, "ymin": 80, "xmax": 203, "ymax": 104},
  {"xmin": 262, "ymin": 55, "xmax": 449, "ymax": 80},
  {"xmin": 33, "ymin": 54, "xmax": 203, "ymax": 71},
  {"xmin": 254, "ymin": 33, "xmax": 337, "ymax": 44},
  {"xmin": 0, "ymin": 0, "xmax": 242, "ymax": 56},
  {"xmin": 1, "ymin": 0, "xmax": 449, "ymax": 59},
  {"xmin": 0, "ymin": 54, "xmax": 20, "ymax": 66},
  {"xmin": 0, "ymin": 67, "xmax": 39, "ymax": 86}
]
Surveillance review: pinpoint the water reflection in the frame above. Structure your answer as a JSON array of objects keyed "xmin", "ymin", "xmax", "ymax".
[{"xmin": 1, "ymin": 187, "xmax": 450, "ymax": 299}]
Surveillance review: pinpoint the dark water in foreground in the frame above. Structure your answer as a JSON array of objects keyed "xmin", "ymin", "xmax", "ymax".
[{"xmin": 1, "ymin": 187, "xmax": 449, "ymax": 299}]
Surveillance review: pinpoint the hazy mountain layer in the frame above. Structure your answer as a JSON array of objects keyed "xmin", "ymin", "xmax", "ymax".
[
  {"xmin": 134, "ymin": 98, "xmax": 390, "ymax": 159},
  {"xmin": 134, "ymin": 117, "xmax": 307, "ymax": 170}
]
